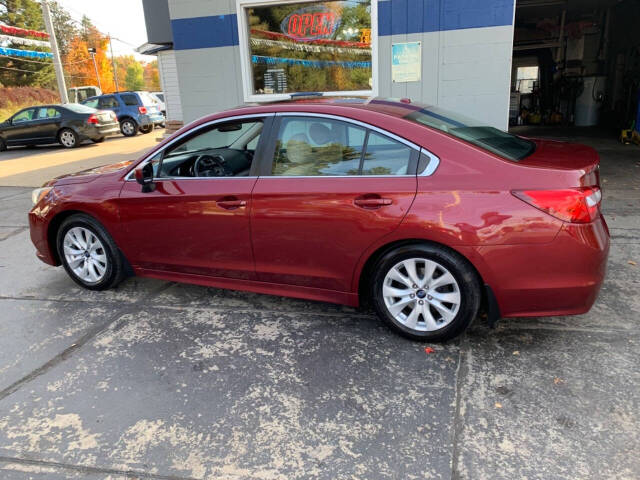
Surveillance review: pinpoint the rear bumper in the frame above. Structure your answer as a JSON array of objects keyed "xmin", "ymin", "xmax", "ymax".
[
  {"xmin": 79, "ymin": 123, "xmax": 120, "ymax": 140},
  {"xmin": 462, "ymin": 215, "xmax": 610, "ymax": 318},
  {"xmin": 139, "ymin": 113, "xmax": 165, "ymax": 127}
]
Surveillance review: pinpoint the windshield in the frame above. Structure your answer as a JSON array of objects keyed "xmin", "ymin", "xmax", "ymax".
[
  {"xmin": 64, "ymin": 103, "xmax": 97, "ymax": 114},
  {"xmin": 403, "ymin": 105, "xmax": 535, "ymax": 161}
]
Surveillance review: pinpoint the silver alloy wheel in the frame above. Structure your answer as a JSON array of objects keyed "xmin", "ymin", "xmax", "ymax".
[
  {"xmin": 122, "ymin": 121, "xmax": 135, "ymax": 135},
  {"xmin": 60, "ymin": 130, "xmax": 76, "ymax": 147},
  {"xmin": 382, "ymin": 258, "xmax": 461, "ymax": 332},
  {"xmin": 63, "ymin": 227, "xmax": 108, "ymax": 284}
]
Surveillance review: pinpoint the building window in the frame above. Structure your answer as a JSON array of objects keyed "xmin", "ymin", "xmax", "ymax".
[
  {"xmin": 516, "ymin": 66, "xmax": 539, "ymax": 94},
  {"xmin": 243, "ymin": 0, "xmax": 373, "ymax": 97}
]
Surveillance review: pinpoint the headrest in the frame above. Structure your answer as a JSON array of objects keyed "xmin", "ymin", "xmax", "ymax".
[{"xmin": 309, "ymin": 123, "xmax": 335, "ymax": 145}]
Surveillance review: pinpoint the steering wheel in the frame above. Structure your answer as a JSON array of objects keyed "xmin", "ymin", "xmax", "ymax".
[{"xmin": 194, "ymin": 154, "xmax": 226, "ymax": 177}]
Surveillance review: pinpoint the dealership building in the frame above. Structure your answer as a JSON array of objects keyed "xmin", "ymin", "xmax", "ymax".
[{"xmin": 139, "ymin": 0, "xmax": 640, "ymax": 136}]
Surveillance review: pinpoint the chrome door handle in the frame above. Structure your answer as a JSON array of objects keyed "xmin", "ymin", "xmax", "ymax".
[
  {"xmin": 354, "ymin": 197, "xmax": 392, "ymax": 209},
  {"xmin": 217, "ymin": 199, "xmax": 246, "ymax": 210}
]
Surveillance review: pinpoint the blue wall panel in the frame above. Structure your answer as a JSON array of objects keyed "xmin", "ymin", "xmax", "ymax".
[
  {"xmin": 172, "ymin": 15, "xmax": 238, "ymax": 50},
  {"xmin": 171, "ymin": 1, "xmax": 514, "ymax": 50},
  {"xmin": 377, "ymin": 0, "xmax": 512, "ymax": 36}
]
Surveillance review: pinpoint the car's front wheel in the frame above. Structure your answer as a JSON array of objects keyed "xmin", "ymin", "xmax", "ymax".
[
  {"xmin": 56, "ymin": 214, "xmax": 125, "ymax": 290},
  {"xmin": 120, "ymin": 119, "xmax": 138, "ymax": 137},
  {"xmin": 371, "ymin": 244, "xmax": 481, "ymax": 342},
  {"xmin": 58, "ymin": 128, "xmax": 79, "ymax": 148},
  {"xmin": 93, "ymin": 137, "xmax": 105, "ymax": 143},
  {"xmin": 0, "ymin": 137, "xmax": 6, "ymax": 151}
]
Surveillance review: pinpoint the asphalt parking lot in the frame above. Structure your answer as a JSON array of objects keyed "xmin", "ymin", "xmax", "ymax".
[{"xmin": 0, "ymin": 129, "xmax": 638, "ymax": 479}]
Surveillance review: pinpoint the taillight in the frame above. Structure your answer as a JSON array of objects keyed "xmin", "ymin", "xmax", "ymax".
[
  {"xmin": 512, "ymin": 187, "xmax": 602, "ymax": 223},
  {"xmin": 138, "ymin": 106, "xmax": 147, "ymax": 114},
  {"xmin": 87, "ymin": 114, "xmax": 99, "ymax": 125}
]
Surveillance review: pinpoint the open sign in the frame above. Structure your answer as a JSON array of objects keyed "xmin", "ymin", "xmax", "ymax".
[{"xmin": 281, "ymin": 6, "xmax": 340, "ymax": 41}]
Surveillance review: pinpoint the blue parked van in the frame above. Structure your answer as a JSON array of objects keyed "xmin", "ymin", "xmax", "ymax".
[{"xmin": 82, "ymin": 91, "xmax": 165, "ymax": 137}]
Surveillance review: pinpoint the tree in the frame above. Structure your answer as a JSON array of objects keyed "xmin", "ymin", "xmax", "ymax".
[
  {"xmin": 49, "ymin": 1, "xmax": 77, "ymax": 58},
  {"xmin": 143, "ymin": 60, "xmax": 160, "ymax": 91},
  {"xmin": 0, "ymin": 0, "xmax": 53, "ymax": 87},
  {"xmin": 124, "ymin": 61, "xmax": 143, "ymax": 91}
]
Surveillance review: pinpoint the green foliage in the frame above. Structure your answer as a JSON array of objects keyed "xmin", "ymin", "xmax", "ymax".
[
  {"xmin": 0, "ymin": 0, "xmax": 54, "ymax": 88},
  {"xmin": 124, "ymin": 62, "xmax": 144, "ymax": 91}
]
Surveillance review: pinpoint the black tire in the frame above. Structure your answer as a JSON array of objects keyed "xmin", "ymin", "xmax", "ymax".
[
  {"xmin": 58, "ymin": 128, "xmax": 79, "ymax": 148},
  {"xmin": 371, "ymin": 244, "xmax": 481, "ymax": 342},
  {"xmin": 56, "ymin": 214, "xmax": 126, "ymax": 290},
  {"xmin": 120, "ymin": 118, "xmax": 138, "ymax": 137},
  {"xmin": 0, "ymin": 137, "xmax": 6, "ymax": 151},
  {"xmin": 139, "ymin": 125, "xmax": 153, "ymax": 134},
  {"xmin": 93, "ymin": 137, "xmax": 105, "ymax": 143}
]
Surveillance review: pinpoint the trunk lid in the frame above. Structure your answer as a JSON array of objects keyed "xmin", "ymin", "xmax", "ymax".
[{"xmin": 519, "ymin": 138, "xmax": 599, "ymax": 172}]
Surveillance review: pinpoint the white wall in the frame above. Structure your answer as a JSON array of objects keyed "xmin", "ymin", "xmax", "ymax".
[
  {"xmin": 378, "ymin": 25, "xmax": 514, "ymax": 130},
  {"xmin": 167, "ymin": 0, "xmax": 515, "ymax": 130},
  {"xmin": 157, "ymin": 50, "xmax": 183, "ymax": 122}
]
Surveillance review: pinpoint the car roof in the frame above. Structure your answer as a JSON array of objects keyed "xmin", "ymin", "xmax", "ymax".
[{"xmin": 230, "ymin": 97, "xmax": 432, "ymax": 121}]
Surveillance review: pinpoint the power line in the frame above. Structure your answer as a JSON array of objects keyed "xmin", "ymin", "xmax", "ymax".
[
  {"xmin": 0, "ymin": 54, "xmax": 52, "ymax": 64},
  {"xmin": 0, "ymin": 65, "xmax": 42, "ymax": 73}
]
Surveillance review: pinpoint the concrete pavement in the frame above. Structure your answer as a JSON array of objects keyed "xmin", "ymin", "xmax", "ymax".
[
  {"xmin": 0, "ymin": 131, "xmax": 638, "ymax": 479},
  {"xmin": 0, "ymin": 131, "xmax": 163, "ymax": 187}
]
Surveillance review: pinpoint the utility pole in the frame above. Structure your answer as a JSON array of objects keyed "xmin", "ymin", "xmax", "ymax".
[
  {"xmin": 87, "ymin": 47, "xmax": 102, "ymax": 90},
  {"xmin": 108, "ymin": 34, "xmax": 119, "ymax": 92},
  {"xmin": 41, "ymin": 0, "xmax": 68, "ymax": 103}
]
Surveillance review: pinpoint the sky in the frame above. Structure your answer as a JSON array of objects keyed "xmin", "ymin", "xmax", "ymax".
[{"xmin": 55, "ymin": 0, "xmax": 153, "ymax": 61}]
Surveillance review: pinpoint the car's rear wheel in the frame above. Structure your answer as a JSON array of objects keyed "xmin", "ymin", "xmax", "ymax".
[
  {"xmin": 58, "ymin": 128, "xmax": 79, "ymax": 148},
  {"xmin": 140, "ymin": 125, "xmax": 153, "ymax": 134},
  {"xmin": 0, "ymin": 137, "xmax": 6, "ymax": 151},
  {"xmin": 93, "ymin": 137, "xmax": 105, "ymax": 143},
  {"xmin": 56, "ymin": 214, "xmax": 125, "ymax": 290},
  {"xmin": 120, "ymin": 119, "xmax": 138, "ymax": 137},
  {"xmin": 371, "ymin": 244, "xmax": 481, "ymax": 342}
]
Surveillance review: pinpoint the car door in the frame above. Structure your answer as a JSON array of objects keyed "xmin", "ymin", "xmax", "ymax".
[
  {"xmin": 98, "ymin": 95, "xmax": 122, "ymax": 118},
  {"xmin": 117, "ymin": 114, "xmax": 273, "ymax": 279},
  {"xmin": 3, "ymin": 108, "xmax": 38, "ymax": 144},
  {"xmin": 33, "ymin": 107, "xmax": 62, "ymax": 143},
  {"xmin": 250, "ymin": 114, "xmax": 419, "ymax": 292}
]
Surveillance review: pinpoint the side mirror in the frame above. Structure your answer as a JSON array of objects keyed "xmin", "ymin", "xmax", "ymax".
[{"xmin": 134, "ymin": 163, "xmax": 155, "ymax": 193}]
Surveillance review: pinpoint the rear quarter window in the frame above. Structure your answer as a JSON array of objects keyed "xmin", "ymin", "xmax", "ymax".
[{"xmin": 120, "ymin": 94, "xmax": 139, "ymax": 106}]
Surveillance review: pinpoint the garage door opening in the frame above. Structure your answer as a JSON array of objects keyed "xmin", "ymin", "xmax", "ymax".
[{"xmin": 509, "ymin": 0, "xmax": 640, "ymax": 140}]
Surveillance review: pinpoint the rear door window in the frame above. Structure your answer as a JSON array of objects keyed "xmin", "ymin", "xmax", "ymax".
[
  {"xmin": 99, "ymin": 96, "xmax": 120, "ymax": 109},
  {"xmin": 36, "ymin": 107, "xmax": 61, "ymax": 120}
]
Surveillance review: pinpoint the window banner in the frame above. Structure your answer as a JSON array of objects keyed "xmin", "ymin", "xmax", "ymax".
[
  {"xmin": 252, "ymin": 54, "xmax": 371, "ymax": 69},
  {"xmin": 0, "ymin": 46, "xmax": 53, "ymax": 59},
  {"xmin": 0, "ymin": 34, "xmax": 50, "ymax": 48},
  {"xmin": 250, "ymin": 37, "xmax": 370, "ymax": 57}
]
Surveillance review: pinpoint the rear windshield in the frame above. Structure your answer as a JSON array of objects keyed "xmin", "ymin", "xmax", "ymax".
[
  {"xmin": 64, "ymin": 103, "xmax": 97, "ymax": 114},
  {"xmin": 404, "ymin": 106, "xmax": 535, "ymax": 161}
]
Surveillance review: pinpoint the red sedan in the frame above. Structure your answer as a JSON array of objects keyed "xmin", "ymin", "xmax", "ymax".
[{"xmin": 28, "ymin": 98, "xmax": 609, "ymax": 341}]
